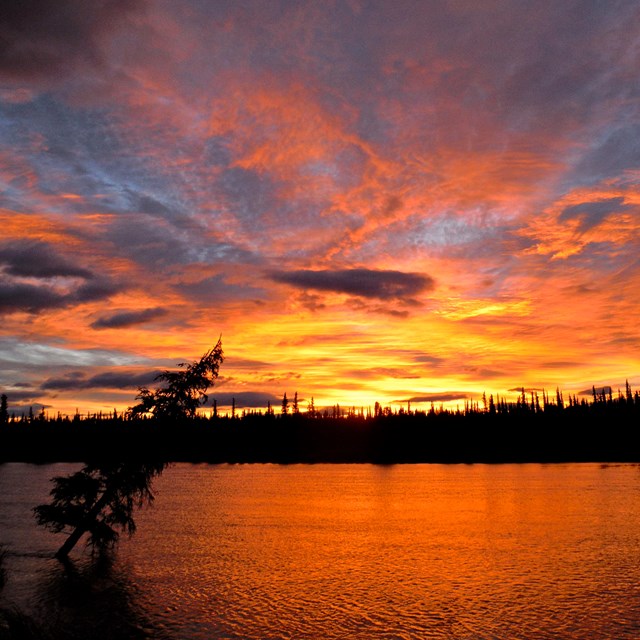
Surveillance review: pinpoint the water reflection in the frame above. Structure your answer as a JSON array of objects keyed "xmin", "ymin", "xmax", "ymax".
[
  {"xmin": 2, "ymin": 553, "xmax": 161, "ymax": 640},
  {"xmin": 2, "ymin": 463, "xmax": 640, "ymax": 639}
]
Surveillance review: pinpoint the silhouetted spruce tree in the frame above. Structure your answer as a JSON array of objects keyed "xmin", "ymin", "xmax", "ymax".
[
  {"xmin": 127, "ymin": 339, "xmax": 224, "ymax": 420},
  {"xmin": 0, "ymin": 394, "xmax": 7, "ymax": 424},
  {"xmin": 34, "ymin": 462, "xmax": 167, "ymax": 559},
  {"xmin": 293, "ymin": 391, "xmax": 299, "ymax": 414},
  {"xmin": 34, "ymin": 339, "xmax": 223, "ymax": 560}
]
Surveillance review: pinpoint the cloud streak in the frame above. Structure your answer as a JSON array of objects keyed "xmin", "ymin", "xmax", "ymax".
[
  {"xmin": 0, "ymin": 241, "xmax": 92, "ymax": 278},
  {"xmin": 401, "ymin": 393, "xmax": 469, "ymax": 404},
  {"xmin": 270, "ymin": 268, "xmax": 434, "ymax": 300},
  {"xmin": 41, "ymin": 370, "xmax": 160, "ymax": 391},
  {"xmin": 0, "ymin": 279, "xmax": 117, "ymax": 315},
  {"xmin": 91, "ymin": 308, "xmax": 167, "ymax": 329}
]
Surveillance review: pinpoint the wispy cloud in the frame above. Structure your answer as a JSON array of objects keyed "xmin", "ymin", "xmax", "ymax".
[{"xmin": 0, "ymin": 1, "xmax": 639, "ymax": 413}]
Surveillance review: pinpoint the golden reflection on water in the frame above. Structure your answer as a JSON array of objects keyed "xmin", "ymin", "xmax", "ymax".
[
  {"xmin": 0, "ymin": 463, "xmax": 639, "ymax": 638},
  {"xmin": 115, "ymin": 463, "xmax": 640, "ymax": 639}
]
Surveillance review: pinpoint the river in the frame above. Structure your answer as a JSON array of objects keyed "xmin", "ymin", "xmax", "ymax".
[{"xmin": 1, "ymin": 463, "xmax": 639, "ymax": 639}]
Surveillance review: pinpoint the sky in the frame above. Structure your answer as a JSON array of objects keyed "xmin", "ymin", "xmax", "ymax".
[{"xmin": 1, "ymin": 0, "xmax": 639, "ymax": 416}]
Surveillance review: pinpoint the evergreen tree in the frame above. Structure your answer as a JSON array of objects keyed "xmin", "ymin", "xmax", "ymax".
[
  {"xmin": 128, "ymin": 338, "xmax": 223, "ymax": 420},
  {"xmin": 35, "ymin": 340, "xmax": 223, "ymax": 559},
  {"xmin": 0, "ymin": 394, "xmax": 7, "ymax": 424},
  {"xmin": 35, "ymin": 462, "xmax": 167, "ymax": 559},
  {"xmin": 293, "ymin": 391, "xmax": 299, "ymax": 414}
]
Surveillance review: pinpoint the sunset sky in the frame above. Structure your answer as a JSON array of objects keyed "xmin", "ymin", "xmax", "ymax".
[{"xmin": 1, "ymin": 0, "xmax": 639, "ymax": 416}]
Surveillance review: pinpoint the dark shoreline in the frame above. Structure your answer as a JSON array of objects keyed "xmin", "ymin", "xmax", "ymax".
[{"xmin": 2, "ymin": 409, "xmax": 639, "ymax": 464}]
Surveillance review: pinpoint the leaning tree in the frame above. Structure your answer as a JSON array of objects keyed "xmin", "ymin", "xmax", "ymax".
[
  {"xmin": 127, "ymin": 338, "xmax": 224, "ymax": 421},
  {"xmin": 34, "ymin": 339, "xmax": 224, "ymax": 560}
]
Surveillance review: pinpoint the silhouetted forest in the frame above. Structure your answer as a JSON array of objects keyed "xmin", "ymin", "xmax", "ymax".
[{"xmin": 1, "ymin": 384, "xmax": 639, "ymax": 463}]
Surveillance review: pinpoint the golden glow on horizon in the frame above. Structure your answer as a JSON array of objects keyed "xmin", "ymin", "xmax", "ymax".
[{"xmin": 0, "ymin": 2, "xmax": 638, "ymax": 416}]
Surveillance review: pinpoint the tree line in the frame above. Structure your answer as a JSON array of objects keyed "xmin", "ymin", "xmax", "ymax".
[
  {"xmin": 2, "ymin": 381, "xmax": 640, "ymax": 424},
  {"xmin": 1, "ymin": 379, "xmax": 639, "ymax": 466},
  {"xmin": 1, "ymin": 338, "xmax": 637, "ymax": 563}
]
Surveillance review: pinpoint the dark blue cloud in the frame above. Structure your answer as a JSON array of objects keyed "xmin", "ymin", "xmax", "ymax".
[
  {"xmin": 0, "ymin": 240, "xmax": 92, "ymax": 278},
  {"xmin": 0, "ymin": 389, "xmax": 41, "ymax": 403},
  {"xmin": 0, "ymin": 0, "xmax": 147, "ymax": 83},
  {"xmin": 0, "ymin": 283, "xmax": 69, "ymax": 314},
  {"xmin": 91, "ymin": 307, "xmax": 168, "ymax": 329},
  {"xmin": 218, "ymin": 167, "xmax": 277, "ymax": 223},
  {"xmin": 0, "ymin": 240, "xmax": 119, "ymax": 315},
  {"xmin": 0, "ymin": 279, "xmax": 119, "ymax": 315},
  {"xmin": 579, "ymin": 386, "xmax": 613, "ymax": 396},
  {"xmin": 126, "ymin": 190, "xmax": 175, "ymax": 217},
  {"xmin": 401, "ymin": 393, "xmax": 469, "ymax": 403},
  {"xmin": 572, "ymin": 125, "xmax": 640, "ymax": 185},
  {"xmin": 270, "ymin": 268, "xmax": 434, "ymax": 299},
  {"xmin": 41, "ymin": 370, "xmax": 161, "ymax": 391},
  {"xmin": 179, "ymin": 274, "xmax": 266, "ymax": 303},
  {"xmin": 101, "ymin": 214, "xmax": 259, "ymax": 270},
  {"xmin": 205, "ymin": 391, "xmax": 280, "ymax": 409},
  {"xmin": 559, "ymin": 197, "xmax": 632, "ymax": 232}
]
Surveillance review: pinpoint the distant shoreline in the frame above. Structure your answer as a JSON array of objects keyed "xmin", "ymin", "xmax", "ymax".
[{"xmin": 2, "ymin": 402, "xmax": 639, "ymax": 463}]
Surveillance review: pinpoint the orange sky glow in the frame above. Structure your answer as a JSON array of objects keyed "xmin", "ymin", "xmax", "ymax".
[{"xmin": 0, "ymin": 1, "xmax": 639, "ymax": 416}]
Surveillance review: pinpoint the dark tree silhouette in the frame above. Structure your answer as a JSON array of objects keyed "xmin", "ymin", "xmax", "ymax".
[
  {"xmin": 127, "ymin": 338, "xmax": 224, "ymax": 420},
  {"xmin": 292, "ymin": 391, "xmax": 299, "ymax": 414},
  {"xmin": 34, "ymin": 462, "xmax": 167, "ymax": 559},
  {"xmin": 34, "ymin": 340, "xmax": 223, "ymax": 559},
  {"xmin": 0, "ymin": 394, "xmax": 7, "ymax": 424}
]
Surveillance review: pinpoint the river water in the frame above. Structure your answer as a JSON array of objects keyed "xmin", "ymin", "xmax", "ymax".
[{"xmin": 1, "ymin": 463, "xmax": 639, "ymax": 639}]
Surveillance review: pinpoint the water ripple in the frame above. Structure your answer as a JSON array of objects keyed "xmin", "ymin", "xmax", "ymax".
[{"xmin": 2, "ymin": 463, "xmax": 640, "ymax": 639}]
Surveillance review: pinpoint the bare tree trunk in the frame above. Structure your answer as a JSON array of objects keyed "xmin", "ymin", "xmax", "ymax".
[
  {"xmin": 54, "ymin": 490, "xmax": 112, "ymax": 560},
  {"xmin": 55, "ymin": 524, "xmax": 88, "ymax": 560}
]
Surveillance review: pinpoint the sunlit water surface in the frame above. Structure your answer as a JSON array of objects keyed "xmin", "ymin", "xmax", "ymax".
[{"xmin": 1, "ymin": 463, "xmax": 639, "ymax": 639}]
